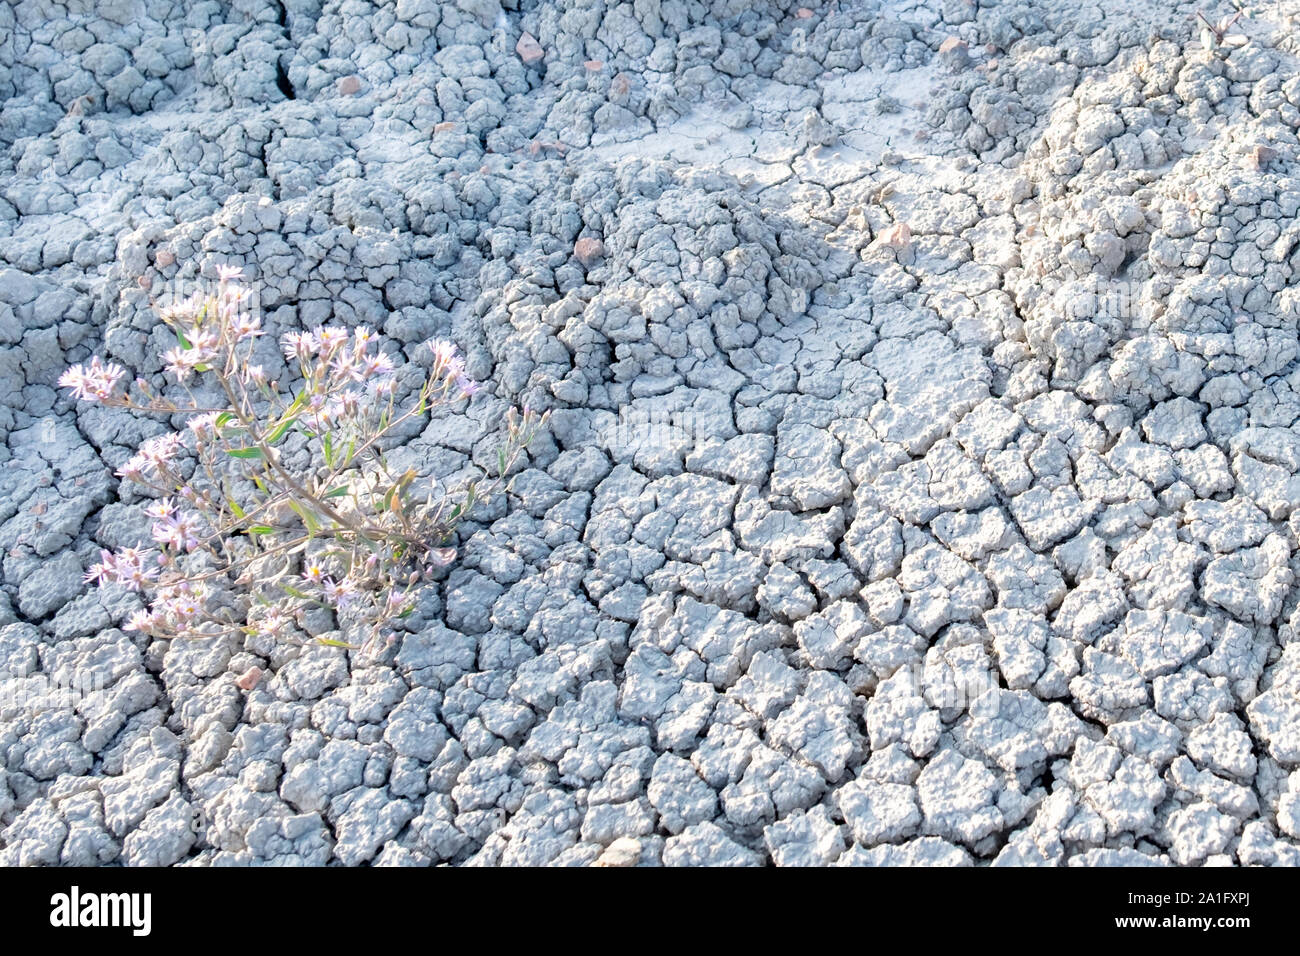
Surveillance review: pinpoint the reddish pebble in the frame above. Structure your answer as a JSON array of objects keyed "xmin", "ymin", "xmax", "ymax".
[
  {"xmin": 236, "ymin": 666, "xmax": 263, "ymax": 691},
  {"xmin": 939, "ymin": 37, "xmax": 968, "ymax": 54},
  {"xmin": 434, "ymin": 121, "xmax": 456, "ymax": 133},
  {"xmin": 337, "ymin": 75, "xmax": 361, "ymax": 95},
  {"xmin": 878, "ymin": 222, "xmax": 912, "ymax": 248},
  {"xmin": 574, "ymin": 237, "xmax": 605, "ymax": 265},
  {"xmin": 516, "ymin": 31, "xmax": 544, "ymax": 64},
  {"xmin": 584, "ymin": 60, "xmax": 604, "ymax": 71},
  {"xmin": 796, "ymin": 7, "xmax": 813, "ymax": 18},
  {"xmin": 137, "ymin": 275, "xmax": 151, "ymax": 289},
  {"xmin": 155, "ymin": 249, "xmax": 175, "ymax": 267},
  {"xmin": 1253, "ymin": 144, "xmax": 1278, "ymax": 169}
]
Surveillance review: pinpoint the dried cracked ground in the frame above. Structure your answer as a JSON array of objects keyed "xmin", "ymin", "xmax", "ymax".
[{"xmin": 2, "ymin": 0, "xmax": 1300, "ymax": 867}]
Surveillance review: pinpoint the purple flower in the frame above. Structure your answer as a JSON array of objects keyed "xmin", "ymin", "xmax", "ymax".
[
  {"xmin": 329, "ymin": 350, "xmax": 359, "ymax": 383},
  {"xmin": 144, "ymin": 498, "xmax": 178, "ymax": 521},
  {"xmin": 162, "ymin": 328, "xmax": 218, "ymax": 382},
  {"xmin": 151, "ymin": 511, "xmax": 202, "ymax": 552},
  {"xmin": 229, "ymin": 312, "xmax": 263, "ymax": 340},
  {"xmin": 59, "ymin": 356, "xmax": 126, "ymax": 403},
  {"xmin": 251, "ymin": 607, "xmax": 292, "ymax": 636},
  {"xmin": 316, "ymin": 326, "xmax": 349, "ymax": 355},
  {"xmin": 161, "ymin": 345, "xmax": 202, "ymax": 383},
  {"xmin": 124, "ymin": 609, "xmax": 159, "ymax": 634},
  {"xmin": 282, "ymin": 331, "xmax": 315, "ymax": 363},
  {"xmin": 119, "ymin": 433, "xmax": 182, "ymax": 483},
  {"xmin": 191, "ymin": 328, "xmax": 220, "ymax": 353},
  {"xmin": 455, "ymin": 374, "xmax": 479, "ymax": 399},
  {"xmin": 321, "ymin": 577, "xmax": 357, "ymax": 611},
  {"xmin": 429, "ymin": 338, "xmax": 458, "ymax": 375},
  {"xmin": 116, "ymin": 457, "xmax": 145, "ymax": 483},
  {"xmin": 84, "ymin": 547, "xmax": 159, "ymax": 591},
  {"xmin": 162, "ymin": 594, "xmax": 201, "ymax": 623},
  {"xmin": 361, "ymin": 353, "xmax": 395, "ymax": 379},
  {"xmin": 187, "ymin": 412, "xmax": 223, "ymax": 440},
  {"xmin": 84, "ymin": 549, "xmax": 118, "ymax": 586},
  {"xmin": 140, "ymin": 433, "xmax": 183, "ymax": 471}
]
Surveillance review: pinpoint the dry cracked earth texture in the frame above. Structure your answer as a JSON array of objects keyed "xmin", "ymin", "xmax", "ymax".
[{"xmin": 2, "ymin": 0, "xmax": 1300, "ymax": 867}]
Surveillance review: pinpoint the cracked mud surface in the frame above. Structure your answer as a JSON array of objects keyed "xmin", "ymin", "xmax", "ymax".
[{"xmin": 3, "ymin": 0, "xmax": 1300, "ymax": 866}]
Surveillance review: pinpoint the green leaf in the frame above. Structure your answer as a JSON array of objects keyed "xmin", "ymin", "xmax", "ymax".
[
  {"xmin": 247, "ymin": 525, "xmax": 276, "ymax": 535},
  {"xmin": 315, "ymin": 637, "xmax": 354, "ymax": 648},
  {"xmin": 265, "ymin": 416, "xmax": 297, "ymax": 444},
  {"xmin": 288, "ymin": 500, "xmax": 320, "ymax": 535},
  {"xmin": 497, "ymin": 447, "xmax": 507, "ymax": 476},
  {"xmin": 324, "ymin": 485, "xmax": 350, "ymax": 499},
  {"xmin": 215, "ymin": 411, "xmax": 235, "ymax": 429},
  {"xmin": 225, "ymin": 447, "xmax": 264, "ymax": 459},
  {"xmin": 323, "ymin": 434, "xmax": 334, "ymax": 469},
  {"xmin": 176, "ymin": 329, "xmax": 192, "ymax": 349},
  {"xmin": 228, "ymin": 499, "xmax": 246, "ymax": 519}
]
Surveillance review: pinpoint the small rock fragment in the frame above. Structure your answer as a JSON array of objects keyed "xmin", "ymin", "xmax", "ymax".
[
  {"xmin": 517, "ymin": 32, "xmax": 544, "ymax": 65},
  {"xmin": 1251, "ymin": 144, "xmax": 1278, "ymax": 170},
  {"xmin": 574, "ymin": 238, "xmax": 605, "ymax": 266},
  {"xmin": 594, "ymin": 837, "xmax": 641, "ymax": 867},
  {"xmin": 875, "ymin": 223, "xmax": 912, "ymax": 248},
  {"xmin": 938, "ymin": 37, "xmax": 971, "ymax": 69}
]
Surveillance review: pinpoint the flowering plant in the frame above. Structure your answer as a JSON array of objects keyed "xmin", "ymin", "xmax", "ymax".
[{"xmin": 62, "ymin": 265, "xmax": 547, "ymax": 652}]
